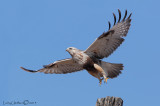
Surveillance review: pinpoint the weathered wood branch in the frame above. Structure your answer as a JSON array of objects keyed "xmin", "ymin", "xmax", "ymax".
[{"xmin": 96, "ymin": 96, "xmax": 123, "ymax": 106}]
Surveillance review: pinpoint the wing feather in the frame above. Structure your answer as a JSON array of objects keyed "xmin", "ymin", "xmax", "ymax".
[
  {"xmin": 20, "ymin": 58, "xmax": 83, "ymax": 74},
  {"xmin": 85, "ymin": 10, "xmax": 132, "ymax": 59}
]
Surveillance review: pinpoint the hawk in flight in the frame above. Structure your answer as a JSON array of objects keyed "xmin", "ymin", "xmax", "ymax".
[{"xmin": 21, "ymin": 9, "xmax": 132, "ymax": 85}]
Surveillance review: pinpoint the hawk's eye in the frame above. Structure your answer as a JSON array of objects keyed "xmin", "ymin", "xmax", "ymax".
[{"xmin": 69, "ymin": 48, "xmax": 72, "ymax": 50}]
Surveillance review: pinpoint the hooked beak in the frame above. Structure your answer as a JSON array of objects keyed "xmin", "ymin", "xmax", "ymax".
[{"xmin": 66, "ymin": 48, "xmax": 69, "ymax": 52}]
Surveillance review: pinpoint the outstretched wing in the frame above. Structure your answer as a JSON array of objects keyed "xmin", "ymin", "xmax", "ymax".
[
  {"xmin": 20, "ymin": 58, "xmax": 83, "ymax": 74},
  {"xmin": 85, "ymin": 9, "xmax": 132, "ymax": 59}
]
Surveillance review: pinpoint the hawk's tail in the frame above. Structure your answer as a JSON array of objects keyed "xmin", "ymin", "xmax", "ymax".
[{"xmin": 100, "ymin": 61, "xmax": 123, "ymax": 78}]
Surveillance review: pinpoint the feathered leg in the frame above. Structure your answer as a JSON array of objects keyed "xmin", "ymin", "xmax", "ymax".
[{"xmin": 94, "ymin": 63, "xmax": 109, "ymax": 84}]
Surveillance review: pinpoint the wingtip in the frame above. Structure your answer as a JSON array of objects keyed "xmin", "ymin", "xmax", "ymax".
[
  {"xmin": 128, "ymin": 13, "xmax": 132, "ymax": 19},
  {"xmin": 20, "ymin": 67, "xmax": 38, "ymax": 73},
  {"xmin": 108, "ymin": 21, "xmax": 111, "ymax": 30},
  {"xmin": 118, "ymin": 9, "xmax": 121, "ymax": 22},
  {"xmin": 113, "ymin": 13, "xmax": 116, "ymax": 25},
  {"xmin": 122, "ymin": 10, "xmax": 128, "ymax": 21}
]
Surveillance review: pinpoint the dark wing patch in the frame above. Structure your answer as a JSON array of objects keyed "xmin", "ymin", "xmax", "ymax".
[
  {"xmin": 85, "ymin": 9, "xmax": 132, "ymax": 59},
  {"xmin": 98, "ymin": 30, "xmax": 114, "ymax": 40},
  {"xmin": 20, "ymin": 58, "xmax": 83, "ymax": 74}
]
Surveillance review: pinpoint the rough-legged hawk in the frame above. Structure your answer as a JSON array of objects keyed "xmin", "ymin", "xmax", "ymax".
[{"xmin": 21, "ymin": 9, "xmax": 132, "ymax": 85}]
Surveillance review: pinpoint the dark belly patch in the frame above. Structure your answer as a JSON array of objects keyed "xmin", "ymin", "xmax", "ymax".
[{"xmin": 83, "ymin": 63, "xmax": 100, "ymax": 78}]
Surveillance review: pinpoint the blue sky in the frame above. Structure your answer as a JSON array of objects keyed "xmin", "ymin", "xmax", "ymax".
[{"xmin": 1, "ymin": 0, "xmax": 160, "ymax": 106}]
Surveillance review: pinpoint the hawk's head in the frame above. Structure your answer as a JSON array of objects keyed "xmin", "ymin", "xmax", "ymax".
[{"xmin": 66, "ymin": 47, "xmax": 79, "ymax": 56}]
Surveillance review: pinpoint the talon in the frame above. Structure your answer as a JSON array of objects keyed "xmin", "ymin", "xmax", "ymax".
[
  {"xmin": 99, "ymin": 82, "xmax": 102, "ymax": 86},
  {"xmin": 104, "ymin": 77, "xmax": 109, "ymax": 83},
  {"xmin": 99, "ymin": 77, "xmax": 103, "ymax": 86},
  {"xmin": 99, "ymin": 81, "xmax": 102, "ymax": 86}
]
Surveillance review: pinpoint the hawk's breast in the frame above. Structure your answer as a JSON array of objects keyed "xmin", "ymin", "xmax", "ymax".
[{"xmin": 73, "ymin": 52, "xmax": 92, "ymax": 65}]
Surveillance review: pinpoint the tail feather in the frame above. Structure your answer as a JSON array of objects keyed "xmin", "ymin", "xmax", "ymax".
[{"xmin": 100, "ymin": 61, "xmax": 123, "ymax": 78}]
